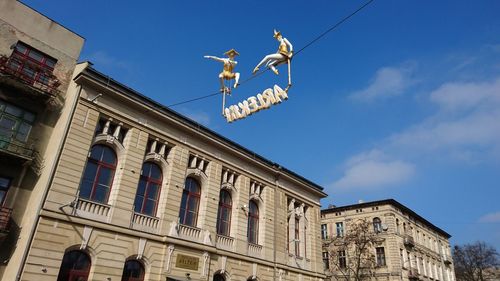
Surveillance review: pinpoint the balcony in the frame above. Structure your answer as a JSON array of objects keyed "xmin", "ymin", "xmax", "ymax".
[
  {"xmin": 0, "ymin": 206, "xmax": 12, "ymax": 236},
  {"xmin": 131, "ymin": 212, "xmax": 160, "ymax": 234},
  {"xmin": 0, "ymin": 138, "xmax": 43, "ymax": 175},
  {"xmin": 404, "ymin": 234, "xmax": 415, "ymax": 248},
  {"xmin": 0, "ymin": 55, "xmax": 63, "ymax": 110},
  {"xmin": 216, "ymin": 234, "xmax": 235, "ymax": 251},
  {"xmin": 247, "ymin": 243, "xmax": 263, "ymax": 258},
  {"xmin": 74, "ymin": 198, "xmax": 110, "ymax": 222},
  {"xmin": 442, "ymin": 254, "xmax": 452, "ymax": 265},
  {"xmin": 408, "ymin": 269, "xmax": 420, "ymax": 280}
]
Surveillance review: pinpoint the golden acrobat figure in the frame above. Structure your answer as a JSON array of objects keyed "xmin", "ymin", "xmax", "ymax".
[
  {"xmin": 253, "ymin": 29, "xmax": 293, "ymax": 75},
  {"xmin": 204, "ymin": 49, "xmax": 240, "ymax": 92}
]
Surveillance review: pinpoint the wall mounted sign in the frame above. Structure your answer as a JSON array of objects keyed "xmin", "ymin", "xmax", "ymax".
[{"xmin": 175, "ymin": 254, "xmax": 199, "ymax": 270}]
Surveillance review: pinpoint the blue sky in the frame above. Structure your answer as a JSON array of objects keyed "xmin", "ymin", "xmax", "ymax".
[{"xmin": 24, "ymin": 1, "xmax": 500, "ymax": 249}]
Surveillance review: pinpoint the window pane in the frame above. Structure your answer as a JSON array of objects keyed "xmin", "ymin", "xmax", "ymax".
[
  {"xmin": 28, "ymin": 50, "xmax": 44, "ymax": 62},
  {"xmin": 89, "ymin": 145, "xmax": 103, "ymax": 160},
  {"xmin": 15, "ymin": 123, "xmax": 31, "ymax": 142},
  {"xmin": 101, "ymin": 147, "xmax": 116, "ymax": 164},
  {"xmin": 15, "ymin": 44, "xmax": 27, "ymax": 54},
  {"xmin": 147, "ymin": 184, "xmax": 158, "ymax": 199},
  {"xmin": 0, "ymin": 177, "xmax": 10, "ymax": 188},
  {"xmin": 97, "ymin": 167, "xmax": 113, "ymax": 187},
  {"xmin": 143, "ymin": 200, "xmax": 155, "ymax": 216},
  {"xmin": 79, "ymin": 180, "xmax": 93, "ymax": 199},
  {"xmin": 133, "ymin": 195, "xmax": 144, "ymax": 213},
  {"xmin": 187, "ymin": 196, "xmax": 198, "ymax": 211},
  {"xmin": 5, "ymin": 105, "xmax": 23, "ymax": 117},
  {"xmin": 93, "ymin": 185, "xmax": 109, "ymax": 202},
  {"xmin": 136, "ymin": 179, "xmax": 146, "ymax": 196}
]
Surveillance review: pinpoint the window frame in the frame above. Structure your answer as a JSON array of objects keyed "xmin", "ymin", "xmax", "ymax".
[
  {"xmin": 79, "ymin": 145, "xmax": 117, "ymax": 203},
  {"xmin": 373, "ymin": 217, "xmax": 382, "ymax": 233},
  {"xmin": 121, "ymin": 259, "xmax": 145, "ymax": 281},
  {"xmin": 7, "ymin": 41, "xmax": 57, "ymax": 87},
  {"xmin": 134, "ymin": 162, "xmax": 162, "ymax": 217},
  {"xmin": 178, "ymin": 177, "xmax": 201, "ymax": 227},
  {"xmin": 0, "ymin": 100, "xmax": 35, "ymax": 143},
  {"xmin": 336, "ymin": 222, "xmax": 344, "ymax": 237},
  {"xmin": 216, "ymin": 189, "xmax": 232, "ymax": 236},
  {"xmin": 376, "ymin": 247, "xmax": 386, "ymax": 267},
  {"xmin": 247, "ymin": 200, "xmax": 259, "ymax": 244},
  {"xmin": 57, "ymin": 250, "xmax": 91, "ymax": 281},
  {"xmin": 321, "ymin": 223, "xmax": 328, "ymax": 239},
  {"xmin": 338, "ymin": 250, "xmax": 347, "ymax": 269}
]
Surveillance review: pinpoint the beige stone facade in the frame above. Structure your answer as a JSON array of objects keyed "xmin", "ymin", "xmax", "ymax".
[
  {"xmin": 320, "ymin": 200, "xmax": 455, "ymax": 281},
  {"xmin": 0, "ymin": 0, "xmax": 83, "ymax": 279},
  {"xmin": 12, "ymin": 59, "xmax": 327, "ymax": 280}
]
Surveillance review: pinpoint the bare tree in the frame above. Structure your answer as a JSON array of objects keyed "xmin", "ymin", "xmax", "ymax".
[
  {"xmin": 453, "ymin": 241, "xmax": 500, "ymax": 281},
  {"xmin": 325, "ymin": 218, "xmax": 381, "ymax": 281}
]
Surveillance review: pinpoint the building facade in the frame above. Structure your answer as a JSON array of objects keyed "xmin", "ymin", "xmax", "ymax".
[
  {"xmin": 10, "ymin": 59, "xmax": 328, "ymax": 281},
  {"xmin": 0, "ymin": 0, "xmax": 84, "ymax": 279},
  {"xmin": 321, "ymin": 200, "xmax": 455, "ymax": 281}
]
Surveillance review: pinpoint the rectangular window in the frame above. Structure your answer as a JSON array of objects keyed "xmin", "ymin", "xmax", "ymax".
[
  {"xmin": 0, "ymin": 100, "xmax": 35, "ymax": 143},
  {"xmin": 7, "ymin": 42, "xmax": 57, "ymax": 87},
  {"xmin": 0, "ymin": 177, "xmax": 11, "ymax": 205},
  {"xmin": 336, "ymin": 222, "xmax": 344, "ymax": 237},
  {"xmin": 321, "ymin": 224, "xmax": 328, "ymax": 239},
  {"xmin": 322, "ymin": 251, "xmax": 329, "ymax": 270},
  {"xmin": 376, "ymin": 247, "xmax": 386, "ymax": 267},
  {"xmin": 338, "ymin": 250, "xmax": 347, "ymax": 268}
]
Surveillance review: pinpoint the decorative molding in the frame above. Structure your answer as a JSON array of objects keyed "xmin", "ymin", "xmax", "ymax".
[
  {"xmin": 165, "ymin": 244, "xmax": 175, "ymax": 273},
  {"xmin": 202, "ymin": 251, "xmax": 210, "ymax": 277},
  {"xmin": 137, "ymin": 238, "xmax": 147, "ymax": 259},
  {"xmin": 80, "ymin": 225, "xmax": 93, "ymax": 250}
]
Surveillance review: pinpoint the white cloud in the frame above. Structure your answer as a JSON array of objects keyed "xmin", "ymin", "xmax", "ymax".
[
  {"xmin": 350, "ymin": 65, "xmax": 415, "ymax": 101},
  {"xmin": 332, "ymin": 150, "xmax": 415, "ymax": 190},
  {"xmin": 331, "ymin": 71, "xmax": 500, "ymax": 191},
  {"xmin": 479, "ymin": 212, "xmax": 500, "ymax": 223},
  {"xmin": 390, "ymin": 77, "xmax": 500, "ymax": 161}
]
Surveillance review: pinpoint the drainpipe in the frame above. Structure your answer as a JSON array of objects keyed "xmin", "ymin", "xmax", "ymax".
[{"xmin": 15, "ymin": 84, "xmax": 84, "ymax": 281}]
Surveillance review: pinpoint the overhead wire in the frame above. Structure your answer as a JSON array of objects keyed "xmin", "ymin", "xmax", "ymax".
[{"xmin": 166, "ymin": 0, "xmax": 375, "ymax": 108}]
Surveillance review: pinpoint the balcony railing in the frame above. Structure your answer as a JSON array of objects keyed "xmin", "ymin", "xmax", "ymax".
[
  {"xmin": 404, "ymin": 234, "xmax": 415, "ymax": 247},
  {"xmin": 408, "ymin": 268, "xmax": 420, "ymax": 280},
  {"xmin": 0, "ymin": 55, "xmax": 61, "ymax": 96},
  {"xmin": 0, "ymin": 206, "xmax": 12, "ymax": 233},
  {"xmin": 74, "ymin": 198, "xmax": 110, "ymax": 222},
  {"xmin": 442, "ymin": 254, "xmax": 452, "ymax": 265},
  {"xmin": 248, "ymin": 243, "xmax": 263, "ymax": 258},
  {"xmin": 0, "ymin": 138, "xmax": 43, "ymax": 175},
  {"xmin": 131, "ymin": 212, "xmax": 160, "ymax": 233},
  {"xmin": 216, "ymin": 234, "xmax": 235, "ymax": 251}
]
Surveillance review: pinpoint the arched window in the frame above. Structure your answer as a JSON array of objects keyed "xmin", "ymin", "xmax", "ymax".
[
  {"xmin": 373, "ymin": 217, "xmax": 382, "ymax": 233},
  {"xmin": 121, "ymin": 260, "xmax": 145, "ymax": 281},
  {"xmin": 213, "ymin": 273, "xmax": 225, "ymax": 281},
  {"xmin": 178, "ymin": 177, "xmax": 201, "ymax": 226},
  {"xmin": 247, "ymin": 200, "xmax": 259, "ymax": 244},
  {"xmin": 216, "ymin": 190, "xmax": 232, "ymax": 236},
  {"xmin": 57, "ymin": 250, "xmax": 91, "ymax": 281},
  {"xmin": 79, "ymin": 145, "xmax": 116, "ymax": 203},
  {"xmin": 134, "ymin": 162, "xmax": 162, "ymax": 216}
]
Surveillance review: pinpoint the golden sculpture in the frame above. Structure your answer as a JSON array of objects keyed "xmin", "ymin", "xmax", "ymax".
[
  {"xmin": 204, "ymin": 49, "xmax": 241, "ymax": 92},
  {"xmin": 253, "ymin": 30, "xmax": 293, "ymax": 75}
]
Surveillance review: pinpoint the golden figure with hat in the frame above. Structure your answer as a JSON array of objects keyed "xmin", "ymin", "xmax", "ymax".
[
  {"xmin": 252, "ymin": 29, "xmax": 293, "ymax": 75},
  {"xmin": 204, "ymin": 49, "xmax": 240, "ymax": 92}
]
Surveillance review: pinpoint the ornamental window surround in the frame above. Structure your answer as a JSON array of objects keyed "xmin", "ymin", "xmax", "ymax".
[
  {"xmin": 133, "ymin": 162, "xmax": 162, "ymax": 217},
  {"xmin": 178, "ymin": 177, "xmax": 201, "ymax": 227},
  {"xmin": 79, "ymin": 144, "xmax": 117, "ymax": 203}
]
